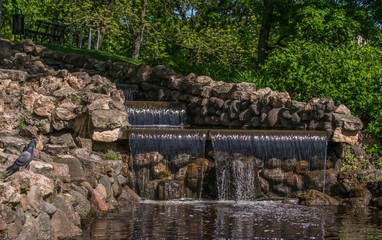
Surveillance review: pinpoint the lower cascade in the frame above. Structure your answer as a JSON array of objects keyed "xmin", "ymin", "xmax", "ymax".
[
  {"xmin": 128, "ymin": 127, "xmax": 328, "ymax": 201},
  {"xmin": 210, "ymin": 130, "xmax": 328, "ymax": 200},
  {"xmin": 129, "ymin": 129, "xmax": 209, "ymax": 200}
]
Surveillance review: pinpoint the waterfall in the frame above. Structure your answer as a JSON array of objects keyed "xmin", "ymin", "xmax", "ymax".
[
  {"xmin": 210, "ymin": 130, "xmax": 328, "ymax": 200},
  {"xmin": 128, "ymin": 129, "xmax": 208, "ymax": 200},
  {"xmin": 126, "ymin": 102, "xmax": 187, "ymax": 128},
  {"xmin": 116, "ymin": 83, "xmax": 145, "ymax": 101},
  {"xmin": 129, "ymin": 129, "xmax": 207, "ymax": 160}
]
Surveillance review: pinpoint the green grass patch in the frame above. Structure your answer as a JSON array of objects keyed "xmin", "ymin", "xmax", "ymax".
[{"xmin": 43, "ymin": 44, "xmax": 141, "ymax": 65}]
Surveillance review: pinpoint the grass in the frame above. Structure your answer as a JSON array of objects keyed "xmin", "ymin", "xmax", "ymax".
[{"xmin": 43, "ymin": 44, "xmax": 141, "ymax": 65}]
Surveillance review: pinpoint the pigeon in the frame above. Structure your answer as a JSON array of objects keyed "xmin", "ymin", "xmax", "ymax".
[{"xmin": 6, "ymin": 138, "xmax": 38, "ymax": 176}]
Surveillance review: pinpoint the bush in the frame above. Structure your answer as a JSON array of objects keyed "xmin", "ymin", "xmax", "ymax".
[{"xmin": 259, "ymin": 42, "xmax": 382, "ymax": 138}]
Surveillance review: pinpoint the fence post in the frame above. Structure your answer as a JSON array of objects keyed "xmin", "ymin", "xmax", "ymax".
[
  {"xmin": 88, "ymin": 28, "xmax": 92, "ymax": 49},
  {"xmin": 95, "ymin": 29, "xmax": 100, "ymax": 50},
  {"xmin": 78, "ymin": 25, "xmax": 83, "ymax": 48}
]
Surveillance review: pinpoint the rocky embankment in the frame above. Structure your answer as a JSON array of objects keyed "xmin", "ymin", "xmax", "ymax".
[
  {"xmin": 0, "ymin": 38, "xmax": 382, "ymax": 239},
  {"xmin": 0, "ymin": 38, "xmax": 139, "ymax": 239}
]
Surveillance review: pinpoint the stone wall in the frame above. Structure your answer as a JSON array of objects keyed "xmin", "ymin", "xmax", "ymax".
[{"xmin": 35, "ymin": 41, "xmax": 363, "ymax": 145}]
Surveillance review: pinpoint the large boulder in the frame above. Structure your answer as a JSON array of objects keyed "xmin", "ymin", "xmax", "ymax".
[
  {"xmin": 50, "ymin": 209, "xmax": 82, "ymax": 239},
  {"xmin": 298, "ymin": 190, "xmax": 340, "ymax": 206}
]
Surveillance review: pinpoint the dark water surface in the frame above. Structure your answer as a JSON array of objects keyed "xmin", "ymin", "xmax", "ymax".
[{"xmin": 76, "ymin": 200, "xmax": 382, "ymax": 240}]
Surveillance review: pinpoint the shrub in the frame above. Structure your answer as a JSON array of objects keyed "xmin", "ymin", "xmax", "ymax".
[{"xmin": 259, "ymin": 42, "xmax": 382, "ymax": 138}]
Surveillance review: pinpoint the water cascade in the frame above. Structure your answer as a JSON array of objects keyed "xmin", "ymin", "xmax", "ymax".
[
  {"xmin": 116, "ymin": 83, "xmax": 145, "ymax": 101},
  {"xmin": 126, "ymin": 101, "xmax": 187, "ymax": 128},
  {"xmin": 210, "ymin": 130, "xmax": 328, "ymax": 200},
  {"xmin": 128, "ymin": 129, "xmax": 210, "ymax": 200}
]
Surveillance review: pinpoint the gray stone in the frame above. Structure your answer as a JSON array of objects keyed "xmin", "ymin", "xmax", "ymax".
[
  {"xmin": 71, "ymin": 190, "xmax": 91, "ymax": 220},
  {"xmin": 55, "ymin": 157, "xmax": 85, "ymax": 181},
  {"xmin": 35, "ymin": 212, "xmax": 51, "ymax": 240},
  {"xmin": 40, "ymin": 202, "xmax": 56, "ymax": 215},
  {"xmin": 49, "ymin": 133, "xmax": 76, "ymax": 148},
  {"xmin": 99, "ymin": 177, "xmax": 112, "ymax": 202},
  {"xmin": 111, "ymin": 174, "xmax": 122, "ymax": 198},
  {"xmin": 50, "ymin": 209, "xmax": 82, "ymax": 239},
  {"xmin": 53, "ymin": 195, "xmax": 80, "ymax": 226}
]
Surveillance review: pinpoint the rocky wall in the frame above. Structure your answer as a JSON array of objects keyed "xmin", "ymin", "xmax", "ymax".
[{"xmin": 36, "ymin": 42, "xmax": 363, "ymax": 146}]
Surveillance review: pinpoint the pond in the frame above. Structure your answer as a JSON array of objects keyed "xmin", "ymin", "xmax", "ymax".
[{"xmin": 75, "ymin": 200, "xmax": 382, "ymax": 239}]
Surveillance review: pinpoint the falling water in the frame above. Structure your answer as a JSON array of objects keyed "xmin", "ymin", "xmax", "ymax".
[
  {"xmin": 126, "ymin": 102, "xmax": 187, "ymax": 128},
  {"xmin": 129, "ymin": 129, "xmax": 207, "ymax": 160},
  {"xmin": 128, "ymin": 129, "xmax": 208, "ymax": 200},
  {"xmin": 116, "ymin": 83, "xmax": 145, "ymax": 101},
  {"xmin": 210, "ymin": 130, "xmax": 328, "ymax": 200}
]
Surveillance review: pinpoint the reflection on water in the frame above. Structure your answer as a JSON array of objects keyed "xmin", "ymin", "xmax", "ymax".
[{"xmin": 76, "ymin": 200, "xmax": 382, "ymax": 240}]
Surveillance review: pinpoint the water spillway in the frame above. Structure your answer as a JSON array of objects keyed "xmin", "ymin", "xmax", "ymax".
[
  {"xmin": 123, "ymin": 90, "xmax": 329, "ymax": 200},
  {"xmin": 210, "ymin": 130, "xmax": 328, "ymax": 200},
  {"xmin": 128, "ymin": 129, "xmax": 209, "ymax": 200},
  {"xmin": 116, "ymin": 83, "xmax": 145, "ymax": 101},
  {"xmin": 126, "ymin": 101, "xmax": 187, "ymax": 128}
]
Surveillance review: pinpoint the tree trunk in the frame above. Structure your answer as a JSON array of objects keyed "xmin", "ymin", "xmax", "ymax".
[
  {"xmin": 257, "ymin": 0, "xmax": 274, "ymax": 69},
  {"xmin": 131, "ymin": 0, "xmax": 148, "ymax": 60},
  {"xmin": 0, "ymin": 0, "xmax": 3, "ymax": 38},
  {"xmin": 95, "ymin": 0, "xmax": 115, "ymax": 49}
]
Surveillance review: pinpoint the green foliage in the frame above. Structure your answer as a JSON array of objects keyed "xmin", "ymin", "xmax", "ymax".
[
  {"xmin": 341, "ymin": 145, "xmax": 370, "ymax": 170},
  {"xmin": 102, "ymin": 149, "xmax": 121, "ymax": 160},
  {"xmin": 366, "ymin": 142, "xmax": 382, "ymax": 169},
  {"xmin": 17, "ymin": 119, "xmax": 27, "ymax": 129},
  {"xmin": 259, "ymin": 42, "xmax": 382, "ymax": 138}
]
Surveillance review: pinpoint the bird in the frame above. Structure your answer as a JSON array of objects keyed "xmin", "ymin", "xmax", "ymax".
[{"xmin": 6, "ymin": 138, "xmax": 38, "ymax": 176}]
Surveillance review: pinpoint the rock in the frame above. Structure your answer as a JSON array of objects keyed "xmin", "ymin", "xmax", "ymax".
[
  {"xmin": 282, "ymin": 159, "xmax": 296, "ymax": 172},
  {"xmin": 90, "ymin": 109, "xmax": 128, "ymax": 129},
  {"xmin": 134, "ymin": 152, "xmax": 163, "ymax": 167},
  {"xmin": 99, "ymin": 177, "xmax": 112, "ymax": 202},
  {"xmin": 53, "ymin": 195, "xmax": 81, "ymax": 226},
  {"xmin": 92, "ymin": 187, "xmax": 108, "ymax": 213},
  {"xmin": 295, "ymin": 160, "xmax": 310, "ymax": 174},
  {"xmin": 172, "ymin": 154, "xmax": 193, "ymax": 169},
  {"xmin": 261, "ymin": 169, "xmax": 284, "ymax": 183},
  {"xmin": 118, "ymin": 186, "xmax": 140, "ymax": 203},
  {"xmin": 175, "ymin": 167, "xmax": 187, "ymax": 181},
  {"xmin": 269, "ymin": 92, "xmax": 290, "ymax": 108},
  {"xmin": 29, "ymin": 161, "xmax": 54, "ymax": 174},
  {"xmin": 298, "ymin": 190, "xmax": 339, "ymax": 206},
  {"xmin": 266, "ymin": 158, "xmax": 282, "ymax": 168},
  {"xmin": 50, "ymin": 209, "xmax": 82, "ymax": 239},
  {"xmin": 49, "ymin": 133, "xmax": 76, "ymax": 148},
  {"xmin": 304, "ymin": 169, "xmax": 338, "ymax": 193},
  {"xmin": 335, "ymin": 104, "xmax": 352, "ymax": 115},
  {"xmin": 55, "ymin": 157, "xmax": 85, "ymax": 181},
  {"xmin": 332, "ymin": 127, "xmax": 359, "ymax": 145},
  {"xmin": 74, "ymin": 137, "xmax": 93, "ymax": 152},
  {"xmin": 39, "ymin": 202, "xmax": 56, "ymax": 215},
  {"xmin": 0, "ymin": 69, "xmax": 28, "ymax": 82},
  {"xmin": 273, "ymin": 184, "xmax": 292, "ymax": 195},
  {"xmin": 0, "ymin": 183, "xmax": 21, "ymax": 205},
  {"xmin": 16, "ymin": 213, "xmax": 37, "ymax": 240},
  {"xmin": 35, "ymin": 212, "xmax": 51, "ymax": 240},
  {"xmin": 44, "ymin": 144, "xmax": 69, "ymax": 155},
  {"xmin": 19, "ymin": 125, "xmax": 38, "ymax": 139},
  {"xmin": 91, "ymin": 128, "xmax": 122, "ymax": 142},
  {"xmin": 71, "ymin": 190, "xmax": 91, "ymax": 220},
  {"xmin": 284, "ymin": 172, "xmax": 303, "ymax": 190},
  {"xmin": 150, "ymin": 163, "xmax": 170, "ymax": 180},
  {"xmin": 111, "ymin": 174, "xmax": 122, "ymax": 198}
]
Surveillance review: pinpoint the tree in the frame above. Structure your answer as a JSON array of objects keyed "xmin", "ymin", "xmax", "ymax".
[{"xmin": 0, "ymin": 0, "xmax": 3, "ymax": 38}]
